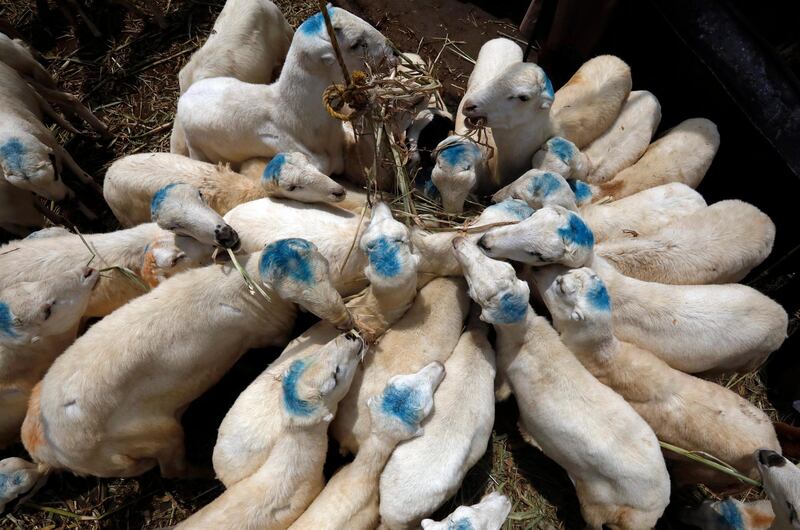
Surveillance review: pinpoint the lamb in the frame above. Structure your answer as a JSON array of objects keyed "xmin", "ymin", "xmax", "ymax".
[
  {"xmin": 477, "ymin": 206, "xmax": 788, "ymax": 373},
  {"xmin": 453, "ymin": 239, "xmax": 670, "ymax": 530},
  {"xmin": 174, "ymin": 334, "xmax": 365, "ymax": 530},
  {"xmin": 288, "ymin": 363, "xmax": 445, "ymax": 530},
  {"xmin": 0, "ymin": 177, "xmax": 43, "ymax": 237},
  {"xmin": 0, "ymin": 266, "xmax": 99, "ymax": 447},
  {"xmin": 542, "ymin": 267, "xmax": 782, "ymax": 487},
  {"xmin": 0, "ymin": 458, "xmax": 40, "ymax": 512},
  {"xmin": 582, "ymin": 90, "xmax": 661, "ymax": 183},
  {"xmin": 421, "ymin": 492, "xmax": 512, "ymax": 530},
  {"xmin": 530, "ymin": 136, "xmax": 592, "ymax": 180},
  {"xmin": 593, "ymin": 118, "xmax": 720, "ymax": 201},
  {"xmin": 17, "ymin": 238, "xmax": 354, "ymax": 484},
  {"xmin": 104, "ymin": 152, "xmax": 346, "ymax": 227},
  {"xmin": 0, "ymin": 223, "xmax": 212, "ymax": 317},
  {"xmin": 175, "ymin": 7, "xmax": 396, "ymax": 172},
  {"xmin": 177, "ymin": 0, "xmax": 293, "ymax": 93},
  {"xmin": 378, "ymin": 310, "xmax": 496, "ymax": 529},
  {"xmin": 493, "ymin": 170, "xmax": 706, "ymax": 243}
]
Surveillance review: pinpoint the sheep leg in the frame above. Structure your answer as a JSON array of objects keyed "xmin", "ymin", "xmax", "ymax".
[
  {"xmin": 29, "ymin": 89, "xmax": 82, "ymax": 134},
  {"xmin": 53, "ymin": 145, "xmax": 101, "ymax": 192},
  {"xmin": 32, "ymin": 84, "xmax": 109, "ymax": 137}
]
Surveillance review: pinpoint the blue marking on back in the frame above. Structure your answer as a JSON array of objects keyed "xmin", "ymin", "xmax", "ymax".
[
  {"xmin": 529, "ymin": 172, "xmax": 563, "ymax": 198},
  {"xmin": 150, "ymin": 183, "xmax": 178, "ymax": 218},
  {"xmin": 381, "ymin": 384, "xmax": 422, "ymax": 427},
  {"xmin": 558, "ymin": 213, "xmax": 594, "ymax": 248},
  {"xmin": 438, "ymin": 142, "xmax": 478, "ymax": 168},
  {"xmin": 495, "ymin": 199, "xmax": 534, "ymax": 220},
  {"xmin": 259, "ymin": 238, "xmax": 314, "ymax": 284},
  {"xmin": 0, "ymin": 302, "xmax": 18, "ymax": 338},
  {"xmin": 567, "ymin": 179, "xmax": 592, "ymax": 204},
  {"xmin": 717, "ymin": 499, "xmax": 745, "ymax": 530},
  {"xmin": 542, "ymin": 72, "xmax": 555, "ymax": 100},
  {"xmin": 0, "ymin": 138, "xmax": 25, "ymax": 173},
  {"xmin": 548, "ymin": 137, "xmax": 575, "ymax": 163},
  {"xmin": 298, "ymin": 6, "xmax": 335, "ymax": 36},
  {"xmin": 367, "ymin": 237, "xmax": 401, "ymax": 278},
  {"xmin": 586, "ymin": 278, "xmax": 611, "ymax": 312},
  {"xmin": 262, "ymin": 154, "xmax": 286, "ymax": 182},
  {"xmin": 491, "ymin": 291, "xmax": 528, "ymax": 324},
  {"xmin": 283, "ymin": 360, "xmax": 315, "ymax": 416},
  {"xmin": 449, "ymin": 519, "xmax": 475, "ymax": 530}
]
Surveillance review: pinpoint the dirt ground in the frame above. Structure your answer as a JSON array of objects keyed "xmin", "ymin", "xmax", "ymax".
[{"xmin": 0, "ymin": 0, "xmax": 780, "ymax": 528}]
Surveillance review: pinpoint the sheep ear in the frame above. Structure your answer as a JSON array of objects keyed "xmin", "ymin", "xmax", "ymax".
[{"xmin": 570, "ymin": 308, "xmax": 584, "ymax": 321}]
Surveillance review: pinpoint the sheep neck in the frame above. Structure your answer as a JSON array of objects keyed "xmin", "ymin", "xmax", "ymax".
[
  {"xmin": 490, "ymin": 113, "xmax": 553, "ymax": 185},
  {"xmin": 410, "ymin": 229, "xmax": 460, "ymax": 276},
  {"xmin": 206, "ymin": 169, "xmax": 266, "ymax": 213},
  {"xmin": 354, "ymin": 432, "xmax": 399, "ymax": 475},
  {"xmin": 348, "ymin": 269, "xmax": 419, "ymax": 338}
]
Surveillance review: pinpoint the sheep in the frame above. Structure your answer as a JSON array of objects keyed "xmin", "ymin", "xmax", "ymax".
[
  {"xmin": 681, "ymin": 497, "xmax": 774, "ymax": 530},
  {"xmin": 288, "ymin": 363, "xmax": 445, "ymax": 530},
  {"xmin": 477, "ymin": 206, "xmax": 788, "ymax": 374},
  {"xmin": 104, "ymin": 152, "xmax": 346, "ymax": 227},
  {"xmin": 593, "ymin": 118, "xmax": 720, "ymax": 201},
  {"xmin": 453, "ymin": 238, "xmax": 671, "ymax": 530},
  {"xmin": 421, "ymin": 492, "xmax": 512, "ymax": 530},
  {"xmin": 582, "ymin": 90, "xmax": 661, "ymax": 184},
  {"xmin": 493, "ymin": 170, "xmax": 706, "ymax": 243},
  {"xmin": 174, "ymin": 334, "xmax": 365, "ymax": 530},
  {"xmin": 530, "ymin": 136, "xmax": 591, "ymax": 180},
  {"xmin": 175, "ymin": 7, "xmax": 396, "ymax": 172},
  {"xmin": 212, "ymin": 202, "xmax": 420, "ymax": 488},
  {"xmin": 0, "ymin": 223, "xmax": 213, "ymax": 317},
  {"xmin": 24, "ymin": 227, "xmax": 72, "ymax": 240},
  {"xmin": 378, "ymin": 310, "xmax": 496, "ymax": 529},
  {"xmin": 0, "ymin": 266, "xmax": 99, "ymax": 447},
  {"xmin": 0, "ymin": 178, "xmax": 43, "ymax": 237},
  {"xmin": 542, "ymin": 266, "xmax": 781, "ymax": 487},
  {"xmin": 177, "ymin": 0, "xmax": 293, "ymax": 93},
  {"xmin": 598, "ymin": 200, "xmax": 776, "ymax": 284},
  {"xmin": 756, "ymin": 450, "xmax": 800, "ymax": 530},
  {"xmin": 17, "ymin": 238, "xmax": 354, "ymax": 485},
  {"xmin": 0, "ymin": 458, "xmax": 40, "ymax": 513},
  {"xmin": 331, "ymin": 277, "xmax": 470, "ymax": 454}
]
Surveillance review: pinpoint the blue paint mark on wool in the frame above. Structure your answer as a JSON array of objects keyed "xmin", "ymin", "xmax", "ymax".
[
  {"xmin": 586, "ymin": 278, "xmax": 611, "ymax": 312},
  {"xmin": 283, "ymin": 360, "xmax": 315, "ymax": 416},
  {"xmin": 259, "ymin": 238, "xmax": 314, "ymax": 284},
  {"xmin": 422, "ymin": 178, "xmax": 440, "ymax": 200},
  {"xmin": 492, "ymin": 292, "xmax": 528, "ymax": 324},
  {"xmin": 438, "ymin": 142, "xmax": 478, "ymax": 167},
  {"xmin": 542, "ymin": 72, "xmax": 555, "ymax": 100},
  {"xmin": 529, "ymin": 172, "xmax": 563, "ymax": 198},
  {"xmin": 449, "ymin": 519, "xmax": 475, "ymax": 530},
  {"xmin": 567, "ymin": 179, "xmax": 592, "ymax": 204},
  {"xmin": 0, "ymin": 138, "xmax": 25, "ymax": 173},
  {"xmin": 548, "ymin": 137, "xmax": 575, "ymax": 163},
  {"xmin": 150, "ymin": 183, "xmax": 178, "ymax": 218},
  {"xmin": 495, "ymin": 199, "xmax": 534, "ymax": 220},
  {"xmin": 381, "ymin": 384, "xmax": 423, "ymax": 426},
  {"xmin": 558, "ymin": 213, "xmax": 594, "ymax": 248},
  {"xmin": 262, "ymin": 154, "xmax": 286, "ymax": 182},
  {"xmin": 367, "ymin": 237, "xmax": 401, "ymax": 278},
  {"xmin": 298, "ymin": 6, "xmax": 335, "ymax": 36},
  {"xmin": 717, "ymin": 499, "xmax": 745, "ymax": 530},
  {"xmin": 0, "ymin": 302, "xmax": 18, "ymax": 338}
]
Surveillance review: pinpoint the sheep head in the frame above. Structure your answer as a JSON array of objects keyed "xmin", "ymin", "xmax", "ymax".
[
  {"xmin": 531, "ymin": 136, "xmax": 591, "ymax": 180},
  {"xmin": 477, "ymin": 205, "xmax": 594, "ymax": 268},
  {"xmin": 755, "ymin": 450, "xmax": 800, "ymax": 529},
  {"xmin": 431, "ymin": 136, "xmax": 485, "ymax": 213},
  {"xmin": 492, "ymin": 169, "xmax": 577, "ymax": 211},
  {"xmin": 261, "ymin": 152, "xmax": 346, "ymax": 203},
  {"xmin": 422, "ymin": 492, "xmax": 512, "ymax": 530},
  {"xmin": 0, "ymin": 134, "xmax": 72, "ymax": 201},
  {"xmin": 541, "ymin": 267, "xmax": 613, "ymax": 343},
  {"xmin": 0, "ymin": 266, "xmax": 98, "ymax": 345},
  {"xmin": 141, "ymin": 232, "xmax": 214, "ymax": 288},
  {"xmin": 359, "ymin": 202, "xmax": 419, "ymax": 288}
]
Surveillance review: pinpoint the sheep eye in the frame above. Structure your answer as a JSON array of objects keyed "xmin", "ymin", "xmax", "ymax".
[
  {"xmin": 350, "ymin": 38, "xmax": 365, "ymax": 50},
  {"xmin": 42, "ymin": 303, "xmax": 53, "ymax": 320},
  {"xmin": 287, "ymin": 185, "xmax": 302, "ymax": 192},
  {"xmin": 518, "ymin": 94, "xmax": 531, "ymax": 102}
]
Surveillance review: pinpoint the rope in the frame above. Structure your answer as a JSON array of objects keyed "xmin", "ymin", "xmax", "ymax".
[{"xmin": 322, "ymin": 70, "xmax": 371, "ymax": 121}]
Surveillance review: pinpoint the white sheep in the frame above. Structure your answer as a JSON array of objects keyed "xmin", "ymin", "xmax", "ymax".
[
  {"xmin": 19, "ymin": 239, "xmax": 354, "ymax": 484},
  {"xmin": 0, "ymin": 223, "xmax": 212, "ymax": 317},
  {"xmin": 478, "ymin": 206, "xmax": 788, "ymax": 374},
  {"xmin": 543, "ymin": 267, "xmax": 782, "ymax": 487},
  {"xmin": 177, "ymin": 0, "xmax": 293, "ymax": 93},
  {"xmin": 378, "ymin": 310, "xmax": 496, "ymax": 529},
  {"xmin": 582, "ymin": 90, "xmax": 661, "ymax": 183},
  {"xmin": 453, "ymin": 239, "xmax": 671, "ymax": 530},
  {"xmin": 0, "ymin": 266, "xmax": 98, "ymax": 447},
  {"xmin": 174, "ymin": 334, "xmax": 364, "ymax": 529},
  {"xmin": 288, "ymin": 363, "xmax": 445, "ymax": 530},
  {"xmin": 0, "ymin": 178, "xmax": 43, "ymax": 236},
  {"xmin": 175, "ymin": 7, "xmax": 396, "ymax": 172},
  {"xmin": 421, "ymin": 492, "xmax": 512, "ymax": 530},
  {"xmin": 493, "ymin": 170, "xmax": 706, "ymax": 243},
  {"xmin": 104, "ymin": 152, "xmax": 346, "ymax": 227},
  {"xmin": 0, "ymin": 457, "xmax": 40, "ymax": 513},
  {"xmin": 757, "ymin": 450, "xmax": 800, "ymax": 530},
  {"xmin": 593, "ymin": 118, "xmax": 720, "ymax": 201},
  {"xmin": 530, "ymin": 136, "xmax": 591, "ymax": 179}
]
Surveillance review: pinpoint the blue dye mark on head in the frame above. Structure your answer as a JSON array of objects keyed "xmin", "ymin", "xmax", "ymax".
[
  {"xmin": 438, "ymin": 142, "xmax": 478, "ymax": 168},
  {"xmin": 262, "ymin": 154, "xmax": 286, "ymax": 182},
  {"xmin": 367, "ymin": 237, "xmax": 401, "ymax": 278},
  {"xmin": 449, "ymin": 519, "xmax": 475, "ymax": 530},
  {"xmin": 491, "ymin": 291, "xmax": 528, "ymax": 324},
  {"xmin": 422, "ymin": 178, "xmax": 440, "ymax": 200},
  {"xmin": 542, "ymin": 72, "xmax": 555, "ymax": 100},
  {"xmin": 0, "ymin": 138, "xmax": 25, "ymax": 173},
  {"xmin": 283, "ymin": 360, "xmax": 316, "ymax": 416},
  {"xmin": 150, "ymin": 183, "xmax": 178, "ymax": 218},
  {"xmin": 380, "ymin": 384, "xmax": 422, "ymax": 427},
  {"xmin": 567, "ymin": 179, "xmax": 592, "ymax": 204},
  {"xmin": 495, "ymin": 199, "xmax": 534, "ymax": 220},
  {"xmin": 529, "ymin": 172, "xmax": 563, "ymax": 198},
  {"xmin": 717, "ymin": 499, "xmax": 745, "ymax": 530},
  {"xmin": 0, "ymin": 302, "xmax": 18, "ymax": 338},
  {"xmin": 548, "ymin": 137, "xmax": 575, "ymax": 163},
  {"xmin": 259, "ymin": 238, "xmax": 315, "ymax": 284},
  {"xmin": 0, "ymin": 470, "xmax": 24, "ymax": 497},
  {"xmin": 298, "ymin": 6, "xmax": 335, "ymax": 36},
  {"xmin": 586, "ymin": 278, "xmax": 611, "ymax": 312},
  {"xmin": 558, "ymin": 213, "xmax": 594, "ymax": 248}
]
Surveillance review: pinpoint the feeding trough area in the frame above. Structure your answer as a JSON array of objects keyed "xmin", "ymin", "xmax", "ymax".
[{"xmin": 0, "ymin": 0, "xmax": 799, "ymax": 528}]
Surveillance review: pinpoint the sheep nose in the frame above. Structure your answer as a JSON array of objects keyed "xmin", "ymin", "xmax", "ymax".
[
  {"xmin": 215, "ymin": 224, "xmax": 240, "ymax": 249},
  {"xmin": 757, "ymin": 449, "xmax": 786, "ymax": 468},
  {"xmin": 477, "ymin": 235, "xmax": 490, "ymax": 252}
]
